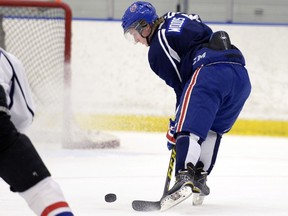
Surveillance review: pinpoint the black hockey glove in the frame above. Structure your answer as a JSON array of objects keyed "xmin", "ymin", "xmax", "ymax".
[{"xmin": 0, "ymin": 85, "xmax": 9, "ymax": 114}]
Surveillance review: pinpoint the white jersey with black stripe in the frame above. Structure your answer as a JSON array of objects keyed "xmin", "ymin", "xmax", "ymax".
[{"xmin": 0, "ymin": 48, "xmax": 35, "ymax": 133}]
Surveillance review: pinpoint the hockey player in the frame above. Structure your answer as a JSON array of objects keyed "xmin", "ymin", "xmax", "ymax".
[
  {"xmin": 122, "ymin": 1, "xmax": 251, "ymax": 210},
  {"xmin": 0, "ymin": 48, "xmax": 74, "ymax": 215}
]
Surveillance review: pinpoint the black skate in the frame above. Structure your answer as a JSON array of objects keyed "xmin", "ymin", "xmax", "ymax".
[
  {"xmin": 192, "ymin": 161, "xmax": 210, "ymax": 206},
  {"xmin": 160, "ymin": 163, "xmax": 200, "ymax": 211}
]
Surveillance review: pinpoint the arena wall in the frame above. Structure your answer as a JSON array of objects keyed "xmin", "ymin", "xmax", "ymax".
[{"xmin": 71, "ymin": 20, "xmax": 288, "ymax": 136}]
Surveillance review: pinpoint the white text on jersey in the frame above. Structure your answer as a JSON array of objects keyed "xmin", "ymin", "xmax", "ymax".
[{"xmin": 168, "ymin": 17, "xmax": 185, "ymax": 32}]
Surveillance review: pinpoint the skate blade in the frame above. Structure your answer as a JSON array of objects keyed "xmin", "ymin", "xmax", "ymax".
[
  {"xmin": 193, "ymin": 193, "xmax": 205, "ymax": 206},
  {"xmin": 160, "ymin": 186, "xmax": 193, "ymax": 211}
]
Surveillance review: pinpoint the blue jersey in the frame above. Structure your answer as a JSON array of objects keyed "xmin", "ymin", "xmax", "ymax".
[
  {"xmin": 148, "ymin": 12, "xmax": 213, "ymax": 106},
  {"xmin": 147, "ymin": 12, "xmax": 251, "ymax": 139}
]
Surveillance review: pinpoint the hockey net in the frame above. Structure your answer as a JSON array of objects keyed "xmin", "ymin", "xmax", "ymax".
[{"xmin": 0, "ymin": 1, "xmax": 119, "ymax": 148}]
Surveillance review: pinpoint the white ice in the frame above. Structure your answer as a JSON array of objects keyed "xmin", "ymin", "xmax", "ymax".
[{"xmin": 0, "ymin": 132, "xmax": 288, "ymax": 215}]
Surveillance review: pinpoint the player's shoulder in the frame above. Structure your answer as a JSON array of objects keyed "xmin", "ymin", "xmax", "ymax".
[
  {"xmin": 0, "ymin": 49, "xmax": 23, "ymax": 68},
  {"xmin": 161, "ymin": 12, "xmax": 204, "ymax": 36},
  {"xmin": 163, "ymin": 12, "xmax": 203, "ymax": 24},
  {"xmin": 0, "ymin": 49, "xmax": 25, "ymax": 80}
]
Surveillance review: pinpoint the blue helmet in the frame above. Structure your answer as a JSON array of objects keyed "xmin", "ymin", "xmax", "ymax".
[{"xmin": 121, "ymin": 1, "xmax": 158, "ymax": 33}]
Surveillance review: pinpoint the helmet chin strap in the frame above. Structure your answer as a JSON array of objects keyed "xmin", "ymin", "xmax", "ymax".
[
  {"xmin": 145, "ymin": 31, "xmax": 153, "ymax": 46},
  {"xmin": 140, "ymin": 27, "xmax": 152, "ymax": 45},
  {"xmin": 134, "ymin": 21, "xmax": 152, "ymax": 46}
]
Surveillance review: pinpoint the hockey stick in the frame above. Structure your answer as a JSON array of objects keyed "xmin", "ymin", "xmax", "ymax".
[{"xmin": 132, "ymin": 147, "xmax": 176, "ymax": 211}]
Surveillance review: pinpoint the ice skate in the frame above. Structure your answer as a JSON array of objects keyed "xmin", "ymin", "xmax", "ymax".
[
  {"xmin": 192, "ymin": 161, "xmax": 210, "ymax": 206},
  {"xmin": 160, "ymin": 163, "xmax": 200, "ymax": 211}
]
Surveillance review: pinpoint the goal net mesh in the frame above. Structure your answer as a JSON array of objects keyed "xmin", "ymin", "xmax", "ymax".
[{"xmin": 0, "ymin": 1, "xmax": 119, "ymax": 148}]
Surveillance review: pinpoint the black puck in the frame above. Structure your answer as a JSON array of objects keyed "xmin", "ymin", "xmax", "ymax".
[{"xmin": 105, "ymin": 193, "xmax": 117, "ymax": 202}]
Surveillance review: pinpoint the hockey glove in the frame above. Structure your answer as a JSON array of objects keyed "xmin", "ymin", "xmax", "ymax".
[
  {"xmin": 166, "ymin": 118, "xmax": 176, "ymax": 150},
  {"xmin": 0, "ymin": 85, "xmax": 9, "ymax": 114}
]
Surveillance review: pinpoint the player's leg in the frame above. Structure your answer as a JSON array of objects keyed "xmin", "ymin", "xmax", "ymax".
[
  {"xmin": 169, "ymin": 132, "xmax": 202, "ymax": 192},
  {"xmin": 191, "ymin": 130, "xmax": 222, "ymax": 205},
  {"xmin": 160, "ymin": 132, "xmax": 202, "ymax": 209},
  {"xmin": 174, "ymin": 62, "xmax": 248, "ymax": 171},
  {"xmin": 161, "ymin": 67, "xmax": 213, "ymax": 208},
  {"xmin": 211, "ymin": 63, "xmax": 251, "ymax": 135},
  {"xmin": 190, "ymin": 63, "xmax": 250, "ymax": 204},
  {"xmin": 162, "ymin": 130, "xmax": 220, "ymax": 207},
  {"xmin": 0, "ymin": 85, "xmax": 73, "ymax": 216},
  {"xmin": 167, "ymin": 131, "xmax": 217, "ymax": 194},
  {"xmin": 165, "ymin": 66, "xmax": 224, "ymax": 205},
  {"xmin": 198, "ymin": 130, "xmax": 222, "ymax": 174},
  {"xmin": 161, "ymin": 64, "xmax": 230, "ymax": 208}
]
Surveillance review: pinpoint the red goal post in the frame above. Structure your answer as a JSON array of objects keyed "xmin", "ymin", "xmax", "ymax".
[{"xmin": 0, "ymin": 1, "xmax": 119, "ymax": 148}]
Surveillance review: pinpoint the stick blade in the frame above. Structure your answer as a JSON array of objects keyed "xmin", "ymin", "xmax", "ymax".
[{"xmin": 132, "ymin": 200, "xmax": 161, "ymax": 211}]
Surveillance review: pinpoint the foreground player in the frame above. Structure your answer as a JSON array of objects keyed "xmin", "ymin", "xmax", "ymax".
[
  {"xmin": 0, "ymin": 48, "xmax": 74, "ymax": 215},
  {"xmin": 122, "ymin": 1, "xmax": 251, "ymax": 210}
]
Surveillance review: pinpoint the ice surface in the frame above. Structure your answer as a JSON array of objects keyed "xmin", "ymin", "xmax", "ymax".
[{"xmin": 0, "ymin": 132, "xmax": 287, "ymax": 215}]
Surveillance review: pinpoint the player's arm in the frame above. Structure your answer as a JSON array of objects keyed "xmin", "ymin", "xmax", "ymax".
[{"xmin": 148, "ymin": 34, "xmax": 182, "ymax": 90}]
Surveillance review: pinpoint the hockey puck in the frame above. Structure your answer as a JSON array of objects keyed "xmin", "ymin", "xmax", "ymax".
[{"xmin": 105, "ymin": 193, "xmax": 117, "ymax": 202}]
